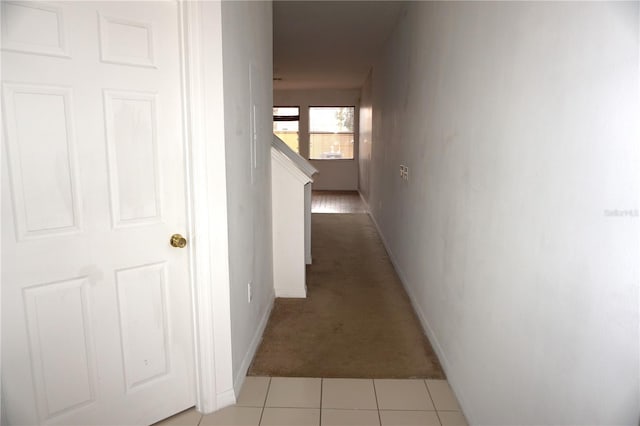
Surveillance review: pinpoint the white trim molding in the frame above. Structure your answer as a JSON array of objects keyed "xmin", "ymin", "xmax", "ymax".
[
  {"xmin": 233, "ymin": 294, "xmax": 275, "ymax": 396},
  {"xmin": 179, "ymin": 0, "xmax": 234, "ymax": 414}
]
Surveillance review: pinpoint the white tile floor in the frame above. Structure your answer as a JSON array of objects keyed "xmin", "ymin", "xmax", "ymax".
[{"xmin": 155, "ymin": 377, "xmax": 468, "ymax": 426}]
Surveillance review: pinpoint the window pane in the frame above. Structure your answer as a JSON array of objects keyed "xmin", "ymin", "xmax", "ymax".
[
  {"xmin": 273, "ymin": 106, "xmax": 299, "ymax": 153},
  {"xmin": 310, "ymin": 133, "xmax": 354, "ymax": 159},
  {"xmin": 273, "ymin": 106, "xmax": 299, "ymax": 117},
  {"xmin": 309, "ymin": 107, "xmax": 354, "ymax": 159},
  {"xmin": 273, "ymin": 120, "xmax": 299, "ymax": 133},
  {"xmin": 274, "ymin": 121, "xmax": 299, "ymax": 153},
  {"xmin": 309, "ymin": 107, "xmax": 354, "ymax": 133}
]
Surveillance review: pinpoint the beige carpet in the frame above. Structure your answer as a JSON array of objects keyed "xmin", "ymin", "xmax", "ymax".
[{"xmin": 248, "ymin": 213, "xmax": 445, "ymax": 379}]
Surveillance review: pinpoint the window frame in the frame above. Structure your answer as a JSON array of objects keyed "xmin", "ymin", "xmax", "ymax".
[
  {"xmin": 308, "ymin": 105, "xmax": 356, "ymax": 161},
  {"xmin": 273, "ymin": 106, "xmax": 301, "ymax": 154},
  {"xmin": 273, "ymin": 106, "xmax": 300, "ymax": 123}
]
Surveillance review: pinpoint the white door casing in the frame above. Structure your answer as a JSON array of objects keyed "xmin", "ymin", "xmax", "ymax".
[
  {"xmin": 178, "ymin": 0, "xmax": 236, "ymax": 413},
  {"xmin": 0, "ymin": 1, "xmax": 209, "ymax": 424}
]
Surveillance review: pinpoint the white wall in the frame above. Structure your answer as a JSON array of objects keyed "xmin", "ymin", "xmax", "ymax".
[
  {"xmin": 274, "ymin": 89, "xmax": 360, "ymax": 190},
  {"xmin": 358, "ymin": 71, "xmax": 373, "ymax": 202},
  {"xmin": 363, "ymin": 2, "xmax": 640, "ymax": 425},
  {"xmin": 271, "ymin": 150, "xmax": 310, "ymax": 298},
  {"xmin": 220, "ymin": 1, "xmax": 274, "ymax": 391}
]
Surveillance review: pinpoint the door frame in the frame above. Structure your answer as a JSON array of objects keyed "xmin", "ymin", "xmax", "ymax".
[{"xmin": 179, "ymin": 1, "xmax": 234, "ymax": 414}]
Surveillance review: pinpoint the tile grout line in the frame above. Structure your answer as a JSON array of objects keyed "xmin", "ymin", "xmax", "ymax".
[
  {"xmin": 258, "ymin": 377, "xmax": 272, "ymax": 426},
  {"xmin": 319, "ymin": 378, "xmax": 323, "ymax": 426},
  {"xmin": 424, "ymin": 379, "xmax": 443, "ymax": 426},
  {"xmin": 372, "ymin": 379, "xmax": 382, "ymax": 426},
  {"xmin": 263, "ymin": 377, "xmax": 273, "ymax": 407}
]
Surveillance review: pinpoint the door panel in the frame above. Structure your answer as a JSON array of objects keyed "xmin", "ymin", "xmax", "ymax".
[
  {"xmin": 1, "ymin": 2, "xmax": 71, "ymax": 58},
  {"xmin": 104, "ymin": 90, "xmax": 162, "ymax": 227},
  {"xmin": 3, "ymin": 83, "xmax": 83, "ymax": 240},
  {"xmin": 115, "ymin": 262, "xmax": 171, "ymax": 391},
  {"xmin": 1, "ymin": 2, "xmax": 194, "ymax": 425},
  {"xmin": 23, "ymin": 277, "xmax": 97, "ymax": 419}
]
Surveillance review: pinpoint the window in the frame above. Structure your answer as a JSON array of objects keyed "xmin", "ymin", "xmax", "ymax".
[
  {"xmin": 309, "ymin": 106, "xmax": 355, "ymax": 160},
  {"xmin": 273, "ymin": 106, "xmax": 300, "ymax": 153}
]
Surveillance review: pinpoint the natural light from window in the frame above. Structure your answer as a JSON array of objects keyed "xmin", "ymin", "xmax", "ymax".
[
  {"xmin": 309, "ymin": 106, "xmax": 354, "ymax": 160},
  {"xmin": 273, "ymin": 106, "xmax": 300, "ymax": 153}
]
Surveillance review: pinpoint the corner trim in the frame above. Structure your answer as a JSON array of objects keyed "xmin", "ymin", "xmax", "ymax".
[{"xmin": 180, "ymin": 0, "xmax": 233, "ymax": 414}]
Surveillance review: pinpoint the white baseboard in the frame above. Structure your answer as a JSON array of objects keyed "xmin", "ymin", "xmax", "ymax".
[
  {"xmin": 366, "ymin": 212, "xmax": 473, "ymax": 424},
  {"xmin": 357, "ymin": 190, "xmax": 371, "ymax": 214},
  {"xmin": 233, "ymin": 291, "xmax": 275, "ymax": 395},
  {"xmin": 216, "ymin": 388, "xmax": 236, "ymax": 409}
]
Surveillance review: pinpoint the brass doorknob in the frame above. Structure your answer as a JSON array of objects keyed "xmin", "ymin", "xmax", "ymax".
[{"xmin": 170, "ymin": 234, "xmax": 187, "ymax": 248}]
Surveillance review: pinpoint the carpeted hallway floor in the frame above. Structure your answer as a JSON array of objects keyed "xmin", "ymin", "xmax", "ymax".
[{"xmin": 248, "ymin": 213, "xmax": 445, "ymax": 379}]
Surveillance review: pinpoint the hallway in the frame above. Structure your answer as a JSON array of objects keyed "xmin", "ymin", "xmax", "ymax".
[
  {"xmin": 154, "ymin": 193, "xmax": 468, "ymax": 425},
  {"xmin": 0, "ymin": 1, "xmax": 635, "ymax": 424},
  {"xmin": 249, "ymin": 192, "xmax": 443, "ymax": 379}
]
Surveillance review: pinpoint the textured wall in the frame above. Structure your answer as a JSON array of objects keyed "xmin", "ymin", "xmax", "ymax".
[
  {"xmin": 363, "ymin": 2, "xmax": 640, "ymax": 424},
  {"xmin": 220, "ymin": 0, "xmax": 275, "ymax": 389}
]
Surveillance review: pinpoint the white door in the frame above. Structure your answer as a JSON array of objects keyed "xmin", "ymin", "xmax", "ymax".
[{"xmin": 1, "ymin": 2, "xmax": 195, "ymax": 424}]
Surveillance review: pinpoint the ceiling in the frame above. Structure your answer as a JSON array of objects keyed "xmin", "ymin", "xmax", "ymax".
[{"xmin": 273, "ymin": 1, "xmax": 405, "ymax": 90}]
